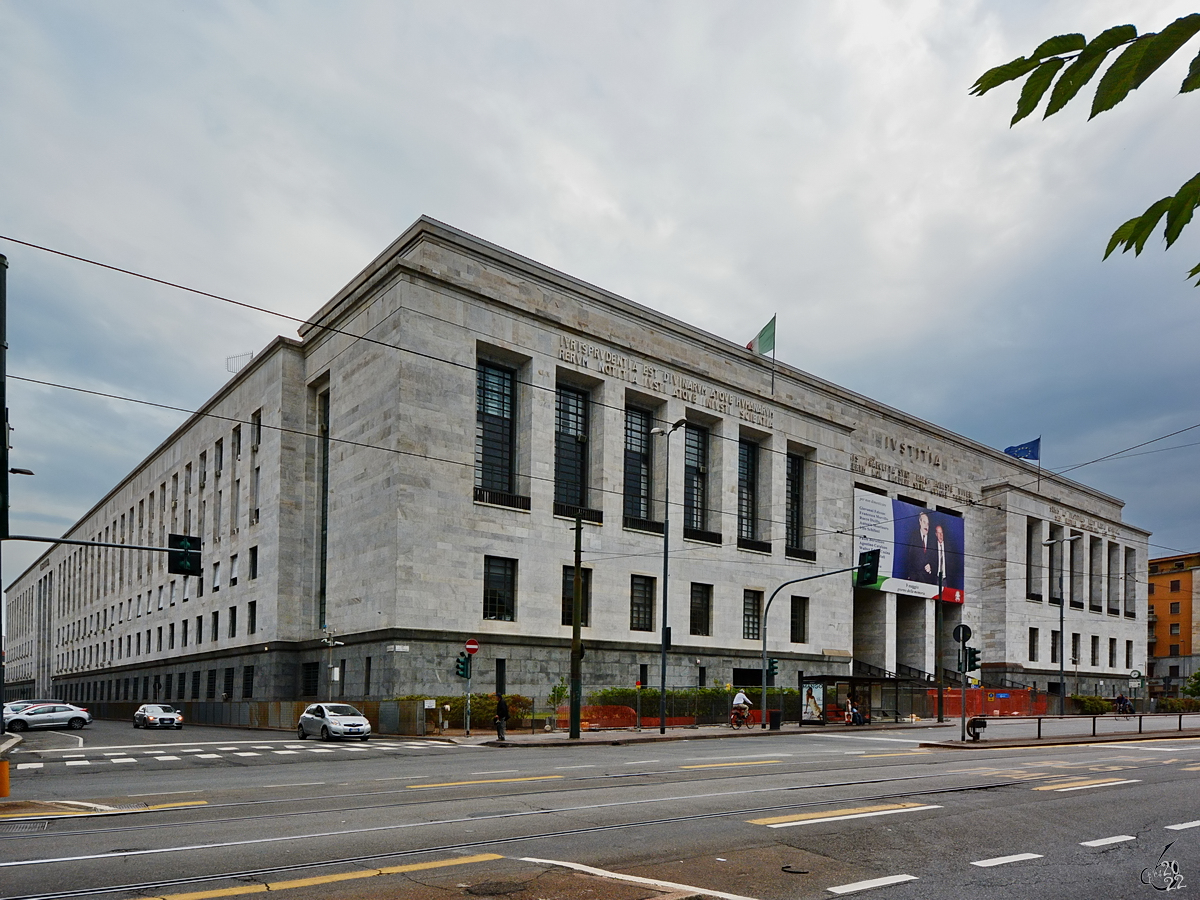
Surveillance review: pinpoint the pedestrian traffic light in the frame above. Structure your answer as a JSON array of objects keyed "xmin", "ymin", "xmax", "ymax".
[
  {"xmin": 167, "ymin": 533, "xmax": 203, "ymax": 576},
  {"xmin": 856, "ymin": 549, "xmax": 880, "ymax": 587},
  {"xmin": 768, "ymin": 658, "xmax": 779, "ymax": 677},
  {"xmin": 454, "ymin": 651, "xmax": 471, "ymax": 679},
  {"xmin": 965, "ymin": 646, "xmax": 981, "ymax": 672}
]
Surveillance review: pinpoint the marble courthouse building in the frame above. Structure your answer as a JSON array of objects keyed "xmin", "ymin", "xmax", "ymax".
[{"xmin": 5, "ymin": 217, "xmax": 1149, "ymax": 707}]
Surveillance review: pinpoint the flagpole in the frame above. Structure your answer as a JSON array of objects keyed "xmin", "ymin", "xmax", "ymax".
[
  {"xmin": 770, "ymin": 346, "xmax": 776, "ymax": 395},
  {"xmin": 1037, "ymin": 434, "xmax": 1042, "ymax": 491}
]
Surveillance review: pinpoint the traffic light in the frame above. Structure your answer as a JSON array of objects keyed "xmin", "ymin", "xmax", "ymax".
[
  {"xmin": 454, "ymin": 651, "xmax": 471, "ymax": 679},
  {"xmin": 965, "ymin": 646, "xmax": 981, "ymax": 672},
  {"xmin": 856, "ymin": 549, "xmax": 880, "ymax": 587},
  {"xmin": 167, "ymin": 533, "xmax": 203, "ymax": 576},
  {"xmin": 768, "ymin": 658, "xmax": 779, "ymax": 677}
]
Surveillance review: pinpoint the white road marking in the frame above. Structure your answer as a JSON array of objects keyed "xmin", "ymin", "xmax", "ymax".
[
  {"xmin": 16, "ymin": 763, "xmax": 42, "ymax": 770},
  {"xmin": 521, "ymin": 857, "xmax": 759, "ymax": 900},
  {"xmin": 102, "ymin": 752, "xmax": 125, "ymax": 757},
  {"xmin": 216, "ymin": 746, "xmax": 239, "ymax": 751},
  {"xmin": 128, "ymin": 790, "xmax": 203, "ymax": 796},
  {"xmin": 62, "ymin": 754, "xmax": 84, "ymax": 758},
  {"xmin": 233, "ymin": 752, "xmax": 260, "ymax": 757},
  {"xmin": 157, "ymin": 756, "xmax": 181, "ymax": 761},
  {"xmin": 972, "ymin": 853, "xmax": 1043, "ymax": 867},
  {"xmin": 1166, "ymin": 821, "xmax": 1200, "ymax": 831},
  {"xmin": 1081, "ymin": 835, "xmax": 1136, "ymax": 847},
  {"xmin": 624, "ymin": 760, "xmax": 660, "ymax": 765},
  {"xmin": 767, "ymin": 805, "xmax": 941, "ymax": 829},
  {"xmin": 828, "ymin": 874, "xmax": 919, "ymax": 894},
  {"xmin": 306, "ymin": 748, "xmax": 335, "ymax": 753},
  {"xmin": 65, "ymin": 761, "xmax": 91, "ymax": 767},
  {"xmin": 683, "ymin": 753, "xmax": 792, "ymax": 761},
  {"xmin": 810, "ymin": 734, "xmax": 923, "ymax": 744},
  {"xmin": 195, "ymin": 754, "xmax": 221, "ymax": 759},
  {"xmin": 273, "ymin": 750, "xmax": 300, "ymax": 755},
  {"xmin": 555, "ymin": 765, "xmax": 596, "ymax": 769},
  {"xmin": 111, "ymin": 758, "xmax": 138, "ymax": 764},
  {"xmin": 262, "ymin": 783, "xmax": 325, "ymax": 788},
  {"xmin": 472, "ymin": 770, "xmax": 520, "ymax": 775},
  {"xmin": 1056, "ymin": 780, "xmax": 1141, "ymax": 792}
]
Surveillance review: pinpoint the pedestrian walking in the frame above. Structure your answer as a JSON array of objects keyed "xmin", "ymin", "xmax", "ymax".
[{"xmin": 494, "ymin": 693, "xmax": 509, "ymax": 741}]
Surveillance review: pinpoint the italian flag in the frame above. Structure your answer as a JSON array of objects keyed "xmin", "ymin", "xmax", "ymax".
[{"xmin": 746, "ymin": 314, "xmax": 776, "ymax": 356}]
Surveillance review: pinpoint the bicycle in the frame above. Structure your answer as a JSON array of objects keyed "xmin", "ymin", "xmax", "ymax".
[{"xmin": 729, "ymin": 707, "xmax": 751, "ymax": 729}]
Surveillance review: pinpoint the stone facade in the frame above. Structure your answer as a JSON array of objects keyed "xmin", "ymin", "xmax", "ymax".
[{"xmin": 4, "ymin": 217, "xmax": 1150, "ymax": 707}]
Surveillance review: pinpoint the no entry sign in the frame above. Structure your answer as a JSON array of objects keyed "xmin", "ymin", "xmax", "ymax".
[{"xmin": 465, "ymin": 639, "xmax": 479, "ymax": 655}]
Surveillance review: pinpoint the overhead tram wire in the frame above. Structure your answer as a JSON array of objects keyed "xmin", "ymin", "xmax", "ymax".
[
  {"xmin": 3, "ymin": 235, "xmax": 1184, "ymax": 567},
  {"xmin": 13, "ymin": 372, "xmax": 1168, "ymax": 599}
]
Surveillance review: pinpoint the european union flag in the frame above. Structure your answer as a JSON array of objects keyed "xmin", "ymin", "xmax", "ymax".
[{"xmin": 1003, "ymin": 438, "xmax": 1040, "ymax": 461}]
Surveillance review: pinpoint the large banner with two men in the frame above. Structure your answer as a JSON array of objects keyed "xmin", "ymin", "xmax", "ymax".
[{"xmin": 852, "ymin": 488, "xmax": 965, "ymax": 603}]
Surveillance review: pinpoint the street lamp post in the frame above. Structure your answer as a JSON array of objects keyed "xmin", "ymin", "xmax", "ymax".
[
  {"xmin": 1043, "ymin": 534, "xmax": 1082, "ymax": 715},
  {"xmin": 650, "ymin": 418, "xmax": 687, "ymax": 736}
]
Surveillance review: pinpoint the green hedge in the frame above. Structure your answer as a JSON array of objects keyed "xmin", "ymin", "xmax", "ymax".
[
  {"xmin": 393, "ymin": 693, "xmax": 533, "ymax": 729},
  {"xmin": 1157, "ymin": 697, "xmax": 1200, "ymax": 713}
]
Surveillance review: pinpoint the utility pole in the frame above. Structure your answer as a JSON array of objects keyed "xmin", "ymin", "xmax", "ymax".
[
  {"xmin": 0, "ymin": 253, "xmax": 6, "ymax": 734},
  {"xmin": 569, "ymin": 513, "xmax": 583, "ymax": 739}
]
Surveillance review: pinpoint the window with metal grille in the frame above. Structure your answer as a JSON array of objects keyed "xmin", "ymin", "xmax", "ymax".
[
  {"xmin": 623, "ymin": 407, "xmax": 653, "ymax": 520},
  {"xmin": 223, "ymin": 667, "xmax": 235, "ymax": 699},
  {"xmin": 483, "ymin": 556, "xmax": 517, "ymax": 621},
  {"xmin": 690, "ymin": 583, "xmax": 712, "ymax": 636},
  {"xmin": 790, "ymin": 596, "xmax": 808, "ymax": 643},
  {"xmin": 737, "ymin": 440, "xmax": 758, "ymax": 541},
  {"xmin": 476, "ymin": 363, "xmax": 516, "ymax": 493},
  {"xmin": 242, "ymin": 665, "xmax": 254, "ymax": 699},
  {"xmin": 561, "ymin": 566, "xmax": 592, "ymax": 627},
  {"xmin": 554, "ymin": 385, "xmax": 589, "ymax": 507},
  {"xmin": 683, "ymin": 424, "xmax": 708, "ymax": 531},
  {"xmin": 300, "ymin": 661, "xmax": 319, "ymax": 696},
  {"xmin": 191, "ymin": 670, "xmax": 200, "ymax": 699},
  {"xmin": 630, "ymin": 575, "xmax": 655, "ymax": 632},
  {"xmin": 206, "ymin": 668, "xmax": 218, "ymax": 699},
  {"xmin": 786, "ymin": 453, "xmax": 812, "ymax": 557},
  {"xmin": 743, "ymin": 589, "xmax": 763, "ymax": 641}
]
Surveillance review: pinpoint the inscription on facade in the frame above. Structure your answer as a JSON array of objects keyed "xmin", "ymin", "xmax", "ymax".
[
  {"xmin": 558, "ymin": 336, "xmax": 774, "ymax": 427},
  {"xmin": 873, "ymin": 432, "xmax": 942, "ymax": 468},
  {"xmin": 851, "ymin": 453, "xmax": 975, "ymax": 504}
]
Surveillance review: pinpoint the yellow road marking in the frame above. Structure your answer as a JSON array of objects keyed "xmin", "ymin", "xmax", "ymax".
[
  {"xmin": 410, "ymin": 776, "xmax": 561, "ymax": 788},
  {"xmin": 148, "ymin": 853, "xmax": 504, "ymax": 900},
  {"xmin": 749, "ymin": 802, "xmax": 928, "ymax": 825},
  {"xmin": 860, "ymin": 752, "xmax": 931, "ymax": 758},
  {"xmin": 681, "ymin": 760, "xmax": 782, "ymax": 769},
  {"xmin": 0, "ymin": 800, "xmax": 208, "ymax": 820},
  {"xmin": 1182, "ymin": 765, "xmax": 1200, "ymax": 771},
  {"xmin": 1033, "ymin": 778, "xmax": 1128, "ymax": 791}
]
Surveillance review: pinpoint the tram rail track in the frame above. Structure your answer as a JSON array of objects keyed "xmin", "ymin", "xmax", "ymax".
[{"xmin": 0, "ymin": 777, "xmax": 1021, "ymax": 900}]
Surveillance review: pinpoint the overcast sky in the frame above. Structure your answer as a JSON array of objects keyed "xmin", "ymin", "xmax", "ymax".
[{"xmin": 3, "ymin": 1, "xmax": 1200, "ymax": 591}]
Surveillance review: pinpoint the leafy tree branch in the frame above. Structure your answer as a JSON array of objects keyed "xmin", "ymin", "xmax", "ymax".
[{"xmin": 972, "ymin": 14, "xmax": 1200, "ymax": 285}]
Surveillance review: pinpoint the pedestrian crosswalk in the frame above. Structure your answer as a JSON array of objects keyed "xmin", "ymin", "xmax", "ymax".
[{"xmin": 15, "ymin": 740, "xmax": 461, "ymax": 770}]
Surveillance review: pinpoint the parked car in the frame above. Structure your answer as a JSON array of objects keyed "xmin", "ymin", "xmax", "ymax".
[
  {"xmin": 297, "ymin": 703, "xmax": 371, "ymax": 741},
  {"xmin": 3, "ymin": 699, "xmax": 62, "ymax": 715},
  {"xmin": 133, "ymin": 704, "xmax": 184, "ymax": 729},
  {"xmin": 4, "ymin": 703, "xmax": 92, "ymax": 732}
]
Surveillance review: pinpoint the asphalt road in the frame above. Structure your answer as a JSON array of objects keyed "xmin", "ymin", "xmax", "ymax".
[{"xmin": 2, "ymin": 721, "xmax": 1199, "ymax": 900}]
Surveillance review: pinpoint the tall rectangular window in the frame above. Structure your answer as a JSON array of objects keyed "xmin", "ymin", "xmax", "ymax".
[
  {"xmin": 1029, "ymin": 627, "xmax": 1039, "ymax": 661},
  {"xmin": 785, "ymin": 453, "xmax": 809, "ymax": 556},
  {"xmin": 1071, "ymin": 632, "xmax": 1080, "ymax": 665},
  {"xmin": 743, "ymin": 589, "xmax": 763, "ymax": 641},
  {"xmin": 690, "ymin": 583, "xmax": 712, "ymax": 636},
  {"xmin": 252, "ymin": 467, "xmax": 261, "ymax": 523},
  {"xmin": 228, "ymin": 606, "xmax": 237, "ymax": 638},
  {"xmin": 1025, "ymin": 518, "xmax": 1042, "ymax": 599},
  {"xmin": 251, "ymin": 409, "xmax": 262, "ymax": 447},
  {"xmin": 483, "ymin": 557, "xmax": 517, "ymax": 622},
  {"xmin": 182, "ymin": 618, "xmax": 189, "ymax": 647},
  {"xmin": 364, "ymin": 657, "xmax": 372, "ymax": 696},
  {"xmin": 230, "ymin": 554, "xmax": 239, "ymax": 587},
  {"xmin": 554, "ymin": 385, "xmax": 589, "ymax": 508},
  {"xmin": 223, "ymin": 667, "xmax": 235, "ymax": 699},
  {"xmin": 476, "ymin": 363, "xmax": 516, "ymax": 493},
  {"xmin": 242, "ymin": 665, "xmax": 254, "ymax": 699},
  {"xmin": 561, "ymin": 566, "xmax": 592, "ymax": 627},
  {"xmin": 1051, "ymin": 629, "xmax": 1060, "ymax": 664},
  {"xmin": 214, "ymin": 439, "xmax": 224, "ymax": 475},
  {"xmin": 191, "ymin": 670, "xmax": 200, "ymax": 700},
  {"xmin": 212, "ymin": 610, "xmax": 220, "ymax": 642},
  {"xmin": 1090, "ymin": 634, "xmax": 1099, "ymax": 667},
  {"xmin": 212, "ymin": 561, "xmax": 220, "ymax": 592},
  {"xmin": 630, "ymin": 575, "xmax": 655, "ymax": 632},
  {"xmin": 623, "ymin": 407, "xmax": 653, "ymax": 521},
  {"xmin": 1126, "ymin": 640, "xmax": 1134, "ymax": 669},
  {"xmin": 1108, "ymin": 637, "xmax": 1117, "ymax": 668},
  {"xmin": 248, "ymin": 601, "xmax": 257, "ymax": 635},
  {"xmin": 683, "ymin": 424, "xmax": 709, "ymax": 532},
  {"xmin": 737, "ymin": 440, "xmax": 758, "ymax": 541},
  {"xmin": 206, "ymin": 669, "xmax": 217, "ymax": 699},
  {"xmin": 790, "ymin": 596, "xmax": 808, "ymax": 643}
]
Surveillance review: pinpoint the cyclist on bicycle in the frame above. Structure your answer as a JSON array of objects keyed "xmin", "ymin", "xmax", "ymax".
[
  {"xmin": 732, "ymin": 690, "xmax": 752, "ymax": 725},
  {"xmin": 1115, "ymin": 693, "xmax": 1133, "ymax": 715}
]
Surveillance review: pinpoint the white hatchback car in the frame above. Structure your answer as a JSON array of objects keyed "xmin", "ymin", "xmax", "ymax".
[
  {"xmin": 297, "ymin": 703, "xmax": 372, "ymax": 741},
  {"xmin": 4, "ymin": 703, "xmax": 92, "ymax": 732}
]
